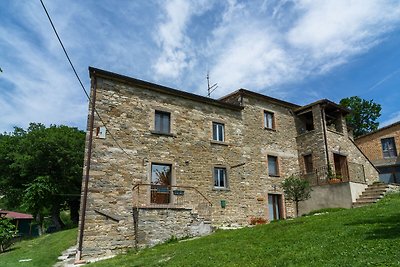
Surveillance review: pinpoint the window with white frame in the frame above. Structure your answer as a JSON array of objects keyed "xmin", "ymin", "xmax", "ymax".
[
  {"xmin": 154, "ymin": 110, "xmax": 171, "ymax": 134},
  {"xmin": 212, "ymin": 122, "xmax": 225, "ymax": 142},
  {"xmin": 214, "ymin": 167, "xmax": 227, "ymax": 188},
  {"xmin": 264, "ymin": 111, "xmax": 275, "ymax": 129}
]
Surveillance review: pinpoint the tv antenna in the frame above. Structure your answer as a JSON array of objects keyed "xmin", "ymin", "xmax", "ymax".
[{"xmin": 207, "ymin": 70, "xmax": 218, "ymax": 97}]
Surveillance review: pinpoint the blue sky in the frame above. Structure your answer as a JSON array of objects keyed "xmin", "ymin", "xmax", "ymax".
[{"xmin": 1, "ymin": 0, "xmax": 400, "ymax": 133}]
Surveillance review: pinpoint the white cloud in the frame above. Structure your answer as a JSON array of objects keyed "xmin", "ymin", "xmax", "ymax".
[
  {"xmin": 199, "ymin": 0, "xmax": 400, "ymax": 98},
  {"xmin": 287, "ymin": 0, "xmax": 400, "ymax": 70},
  {"xmin": 152, "ymin": 0, "xmax": 210, "ymax": 79},
  {"xmin": 1, "ymin": 0, "xmax": 400, "ymax": 132}
]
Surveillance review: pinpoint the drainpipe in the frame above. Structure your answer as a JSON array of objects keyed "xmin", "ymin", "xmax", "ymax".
[
  {"xmin": 321, "ymin": 105, "xmax": 330, "ymax": 168},
  {"xmin": 76, "ymin": 72, "xmax": 97, "ymax": 262}
]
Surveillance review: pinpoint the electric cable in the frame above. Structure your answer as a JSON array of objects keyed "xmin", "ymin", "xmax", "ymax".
[{"xmin": 39, "ymin": 0, "xmax": 134, "ymax": 160}]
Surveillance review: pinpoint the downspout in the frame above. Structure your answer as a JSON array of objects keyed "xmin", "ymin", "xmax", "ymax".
[
  {"xmin": 321, "ymin": 105, "xmax": 330, "ymax": 168},
  {"xmin": 76, "ymin": 72, "xmax": 97, "ymax": 262}
]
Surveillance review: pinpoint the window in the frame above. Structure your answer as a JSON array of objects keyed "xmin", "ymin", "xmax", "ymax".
[
  {"xmin": 151, "ymin": 163, "xmax": 172, "ymax": 204},
  {"xmin": 155, "ymin": 110, "xmax": 170, "ymax": 134},
  {"xmin": 264, "ymin": 111, "xmax": 274, "ymax": 129},
  {"xmin": 214, "ymin": 167, "xmax": 227, "ymax": 188},
  {"xmin": 303, "ymin": 154, "xmax": 313, "ymax": 174},
  {"xmin": 381, "ymin": 137, "xmax": 397, "ymax": 158},
  {"xmin": 212, "ymin": 122, "xmax": 225, "ymax": 142},
  {"xmin": 268, "ymin": 155, "xmax": 279, "ymax": 176}
]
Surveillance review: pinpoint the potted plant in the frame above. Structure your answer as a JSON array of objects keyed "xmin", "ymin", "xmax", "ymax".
[{"xmin": 327, "ymin": 166, "xmax": 341, "ymax": 184}]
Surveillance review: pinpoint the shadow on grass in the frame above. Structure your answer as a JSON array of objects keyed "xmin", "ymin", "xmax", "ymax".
[{"xmin": 345, "ymin": 212, "xmax": 400, "ymax": 240}]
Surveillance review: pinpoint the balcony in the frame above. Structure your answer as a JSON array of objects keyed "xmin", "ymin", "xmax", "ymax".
[{"xmin": 299, "ymin": 162, "xmax": 366, "ymax": 186}]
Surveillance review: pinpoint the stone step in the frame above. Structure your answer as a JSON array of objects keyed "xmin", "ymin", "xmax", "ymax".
[
  {"xmin": 352, "ymin": 183, "xmax": 391, "ymax": 208},
  {"xmin": 355, "ymin": 198, "xmax": 378, "ymax": 204},
  {"xmin": 364, "ymin": 185, "xmax": 388, "ymax": 191},
  {"xmin": 356, "ymin": 195, "xmax": 383, "ymax": 202},
  {"xmin": 360, "ymin": 190, "xmax": 387, "ymax": 196}
]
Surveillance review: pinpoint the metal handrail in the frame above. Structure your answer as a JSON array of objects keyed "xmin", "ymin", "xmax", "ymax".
[
  {"xmin": 297, "ymin": 162, "xmax": 366, "ymax": 186},
  {"xmin": 132, "ymin": 183, "xmax": 213, "ymax": 206}
]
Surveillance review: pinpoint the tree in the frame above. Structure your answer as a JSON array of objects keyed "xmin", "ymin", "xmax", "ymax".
[
  {"xmin": 0, "ymin": 217, "xmax": 17, "ymax": 252},
  {"xmin": 282, "ymin": 176, "xmax": 312, "ymax": 217},
  {"xmin": 339, "ymin": 96, "xmax": 381, "ymax": 137},
  {"xmin": 0, "ymin": 123, "xmax": 85, "ymax": 232}
]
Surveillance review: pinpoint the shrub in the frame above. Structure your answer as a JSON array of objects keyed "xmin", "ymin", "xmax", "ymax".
[
  {"xmin": 249, "ymin": 217, "xmax": 267, "ymax": 225},
  {"xmin": 0, "ymin": 217, "xmax": 17, "ymax": 252},
  {"xmin": 282, "ymin": 175, "xmax": 312, "ymax": 217}
]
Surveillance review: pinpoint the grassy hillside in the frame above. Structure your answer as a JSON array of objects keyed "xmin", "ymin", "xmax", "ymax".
[
  {"xmin": 92, "ymin": 193, "xmax": 400, "ymax": 267},
  {"xmin": 0, "ymin": 228, "xmax": 77, "ymax": 267}
]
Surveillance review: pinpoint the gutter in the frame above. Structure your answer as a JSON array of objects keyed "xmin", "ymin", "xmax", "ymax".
[
  {"xmin": 321, "ymin": 105, "xmax": 330, "ymax": 167},
  {"xmin": 75, "ymin": 72, "xmax": 97, "ymax": 263}
]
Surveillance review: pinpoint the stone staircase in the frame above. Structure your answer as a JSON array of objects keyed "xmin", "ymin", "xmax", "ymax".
[{"xmin": 352, "ymin": 183, "xmax": 390, "ymax": 208}]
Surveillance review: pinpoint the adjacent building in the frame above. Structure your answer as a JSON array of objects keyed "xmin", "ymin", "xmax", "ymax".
[
  {"xmin": 355, "ymin": 121, "xmax": 400, "ymax": 183},
  {"xmin": 77, "ymin": 67, "xmax": 378, "ymax": 259}
]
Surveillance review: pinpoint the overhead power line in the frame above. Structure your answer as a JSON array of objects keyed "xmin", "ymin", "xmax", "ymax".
[{"xmin": 39, "ymin": 0, "xmax": 134, "ymax": 160}]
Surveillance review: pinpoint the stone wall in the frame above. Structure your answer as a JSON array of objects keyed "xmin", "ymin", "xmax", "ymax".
[
  {"xmin": 298, "ymin": 182, "xmax": 356, "ymax": 216},
  {"xmin": 296, "ymin": 106, "xmax": 327, "ymax": 172},
  {"xmin": 355, "ymin": 123, "xmax": 400, "ymax": 163},
  {"xmin": 80, "ymin": 75, "xmax": 300, "ymax": 258},
  {"xmin": 134, "ymin": 208, "xmax": 212, "ymax": 248},
  {"xmin": 326, "ymin": 130, "xmax": 379, "ymax": 184},
  {"xmin": 79, "ymin": 68, "xmax": 381, "ymax": 259}
]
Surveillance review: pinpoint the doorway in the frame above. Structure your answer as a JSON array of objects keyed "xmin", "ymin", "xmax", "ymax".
[
  {"xmin": 333, "ymin": 153, "xmax": 349, "ymax": 180},
  {"xmin": 268, "ymin": 194, "xmax": 282, "ymax": 221},
  {"xmin": 150, "ymin": 163, "xmax": 172, "ymax": 204}
]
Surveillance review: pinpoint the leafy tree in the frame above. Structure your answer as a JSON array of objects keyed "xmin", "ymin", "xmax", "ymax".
[
  {"xmin": 339, "ymin": 96, "xmax": 381, "ymax": 137},
  {"xmin": 282, "ymin": 176, "xmax": 312, "ymax": 217},
  {"xmin": 0, "ymin": 217, "xmax": 17, "ymax": 252},
  {"xmin": 0, "ymin": 123, "xmax": 85, "ymax": 232}
]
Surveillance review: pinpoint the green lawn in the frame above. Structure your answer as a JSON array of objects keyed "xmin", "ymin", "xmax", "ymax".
[
  {"xmin": 0, "ymin": 228, "xmax": 77, "ymax": 267},
  {"xmin": 91, "ymin": 193, "xmax": 400, "ymax": 267}
]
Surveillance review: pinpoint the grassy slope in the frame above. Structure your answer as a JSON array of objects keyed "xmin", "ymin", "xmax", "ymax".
[
  {"xmin": 0, "ymin": 228, "xmax": 77, "ymax": 267},
  {"xmin": 92, "ymin": 193, "xmax": 400, "ymax": 267}
]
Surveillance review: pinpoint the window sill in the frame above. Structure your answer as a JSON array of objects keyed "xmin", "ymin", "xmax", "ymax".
[
  {"xmin": 150, "ymin": 130, "xmax": 176, "ymax": 137},
  {"xmin": 213, "ymin": 187, "xmax": 230, "ymax": 191},
  {"xmin": 210, "ymin": 140, "xmax": 228, "ymax": 146},
  {"xmin": 264, "ymin": 127, "xmax": 276, "ymax": 132},
  {"xmin": 269, "ymin": 174, "xmax": 280, "ymax": 178}
]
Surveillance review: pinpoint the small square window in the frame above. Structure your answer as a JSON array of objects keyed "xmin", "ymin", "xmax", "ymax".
[
  {"xmin": 155, "ymin": 110, "xmax": 170, "ymax": 134},
  {"xmin": 381, "ymin": 137, "xmax": 397, "ymax": 158},
  {"xmin": 268, "ymin": 155, "xmax": 279, "ymax": 176},
  {"xmin": 212, "ymin": 122, "xmax": 225, "ymax": 142},
  {"xmin": 264, "ymin": 111, "xmax": 274, "ymax": 129},
  {"xmin": 214, "ymin": 167, "xmax": 227, "ymax": 188}
]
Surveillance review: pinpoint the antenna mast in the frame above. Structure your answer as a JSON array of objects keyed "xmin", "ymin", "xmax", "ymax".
[{"xmin": 207, "ymin": 70, "xmax": 218, "ymax": 97}]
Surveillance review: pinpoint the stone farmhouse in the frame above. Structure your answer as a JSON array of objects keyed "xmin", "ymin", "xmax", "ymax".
[
  {"xmin": 77, "ymin": 67, "xmax": 378, "ymax": 259},
  {"xmin": 355, "ymin": 121, "xmax": 400, "ymax": 183}
]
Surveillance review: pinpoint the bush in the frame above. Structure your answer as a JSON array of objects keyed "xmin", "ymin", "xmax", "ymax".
[
  {"xmin": 0, "ymin": 217, "xmax": 17, "ymax": 252},
  {"xmin": 282, "ymin": 175, "xmax": 312, "ymax": 217},
  {"xmin": 249, "ymin": 217, "xmax": 267, "ymax": 225}
]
